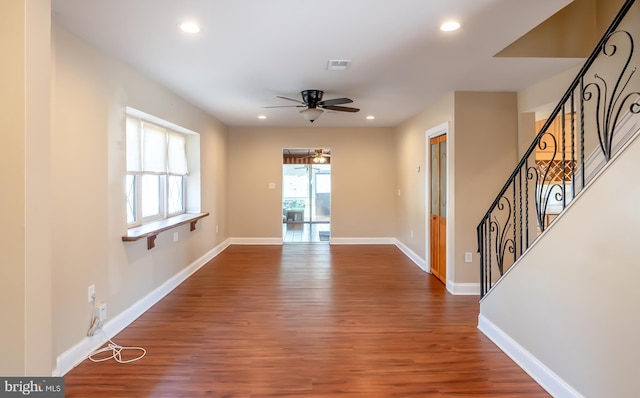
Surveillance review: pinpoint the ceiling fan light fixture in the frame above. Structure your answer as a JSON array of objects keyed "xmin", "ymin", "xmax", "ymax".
[
  {"xmin": 312, "ymin": 155, "xmax": 327, "ymax": 164},
  {"xmin": 300, "ymin": 108, "xmax": 323, "ymax": 123}
]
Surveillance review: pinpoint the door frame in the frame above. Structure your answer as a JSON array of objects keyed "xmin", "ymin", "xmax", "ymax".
[
  {"xmin": 281, "ymin": 149, "xmax": 332, "ymax": 243},
  {"xmin": 425, "ymin": 122, "xmax": 453, "ymax": 292}
]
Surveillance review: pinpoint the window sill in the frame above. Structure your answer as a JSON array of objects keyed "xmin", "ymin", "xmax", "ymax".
[{"xmin": 122, "ymin": 212, "xmax": 209, "ymax": 250}]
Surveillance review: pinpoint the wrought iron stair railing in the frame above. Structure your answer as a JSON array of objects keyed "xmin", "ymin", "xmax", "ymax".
[{"xmin": 477, "ymin": 0, "xmax": 640, "ymax": 298}]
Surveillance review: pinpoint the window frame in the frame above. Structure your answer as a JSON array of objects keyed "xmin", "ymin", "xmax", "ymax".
[{"xmin": 126, "ymin": 112, "xmax": 191, "ymax": 229}]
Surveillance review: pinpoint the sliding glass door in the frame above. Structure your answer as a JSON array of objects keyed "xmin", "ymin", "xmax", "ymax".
[{"xmin": 282, "ymin": 150, "xmax": 331, "ymax": 243}]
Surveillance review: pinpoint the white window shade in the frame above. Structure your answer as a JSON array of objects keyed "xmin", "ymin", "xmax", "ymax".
[
  {"xmin": 126, "ymin": 117, "xmax": 142, "ymax": 173},
  {"xmin": 126, "ymin": 114, "xmax": 190, "ymax": 175},
  {"xmin": 142, "ymin": 122, "xmax": 167, "ymax": 174},
  {"xmin": 167, "ymin": 131, "xmax": 188, "ymax": 175}
]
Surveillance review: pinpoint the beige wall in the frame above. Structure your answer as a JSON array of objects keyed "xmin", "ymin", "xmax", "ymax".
[
  {"xmin": 394, "ymin": 92, "xmax": 519, "ymax": 287},
  {"xmin": 0, "ymin": 0, "xmax": 53, "ymax": 376},
  {"xmin": 480, "ymin": 133, "xmax": 640, "ymax": 397},
  {"xmin": 517, "ymin": 64, "xmax": 580, "ymax": 155},
  {"xmin": 518, "ymin": 65, "xmax": 581, "ymax": 115},
  {"xmin": 496, "ymin": 0, "xmax": 626, "ymax": 59},
  {"xmin": 1, "ymin": 0, "xmax": 28, "ymax": 376},
  {"xmin": 595, "ymin": 0, "xmax": 627, "ymax": 35},
  {"xmin": 395, "ymin": 94, "xmax": 454, "ymax": 261},
  {"xmin": 496, "ymin": 0, "xmax": 598, "ymax": 58},
  {"xmin": 51, "ymin": 23, "xmax": 228, "ymax": 367},
  {"xmin": 227, "ymin": 127, "xmax": 396, "ymax": 239},
  {"xmin": 453, "ymin": 92, "xmax": 519, "ymax": 284}
]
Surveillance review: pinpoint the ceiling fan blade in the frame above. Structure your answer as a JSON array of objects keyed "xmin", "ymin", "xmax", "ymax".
[
  {"xmin": 318, "ymin": 97, "xmax": 353, "ymax": 106},
  {"xmin": 263, "ymin": 105, "xmax": 305, "ymax": 108},
  {"xmin": 304, "ymin": 149, "xmax": 331, "ymax": 158},
  {"xmin": 277, "ymin": 95, "xmax": 306, "ymax": 105},
  {"xmin": 322, "ymin": 105, "xmax": 360, "ymax": 113}
]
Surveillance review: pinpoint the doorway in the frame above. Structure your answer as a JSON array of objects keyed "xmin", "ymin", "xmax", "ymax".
[
  {"xmin": 282, "ymin": 148, "xmax": 331, "ymax": 243},
  {"xmin": 429, "ymin": 134, "xmax": 447, "ymax": 284}
]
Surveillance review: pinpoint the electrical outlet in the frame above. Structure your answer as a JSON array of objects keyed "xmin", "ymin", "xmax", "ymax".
[
  {"xmin": 173, "ymin": 232, "xmax": 179, "ymax": 242},
  {"xmin": 465, "ymin": 252, "xmax": 473, "ymax": 263},
  {"xmin": 88, "ymin": 303, "xmax": 107, "ymax": 337},
  {"xmin": 216, "ymin": 224, "xmax": 219, "ymax": 233},
  {"xmin": 88, "ymin": 285, "xmax": 95, "ymax": 303},
  {"xmin": 97, "ymin": 303, "xmax": 107, "ymax": 322},
  {"xmin": 410, "ymin": 229, "xmax": 414, "ymax": 238}
]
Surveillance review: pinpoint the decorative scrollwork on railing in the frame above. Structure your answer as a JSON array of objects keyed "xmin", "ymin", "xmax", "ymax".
[
  {"xmin": 583, "ymin": 30, "xmax": 640, "ymax": 161},
  {"xmin": 532, "ymin": 131, "xmax": 557, "ymax": 231},
  {"xmin": 488, "ymin": 197, "xmax": 515, "ymax": 276}
]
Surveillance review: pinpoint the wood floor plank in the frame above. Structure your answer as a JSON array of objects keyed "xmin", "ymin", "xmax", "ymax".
[{"xmin": 64, "ymin": 245, "xmax": 549, "ymax": 397}]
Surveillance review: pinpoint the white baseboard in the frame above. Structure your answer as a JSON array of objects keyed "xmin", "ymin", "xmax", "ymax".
[
  {"xmin": 478, "ymin": 314, "xmax": 583, "ymax": 398},
  {"xmin": 228, "ymin": 237, "xmax": 398, "ymax": 245},
  {"xmin": 446, "ymin": 281, "xmax": 480, "ymax": 295},
  {"xmin": 330, "ymin": 237, "xmax": 396, "ymax": 245},
  {"xmin": 393, "ymin": 239, "xmax": 426, "ymax": 271},
  {"xmin": 229, "ymin": 237, "xmax": 283, "ymax": 245},
  {"xmin": 53, "ymin": 239, "xmax": 231, "ymax": 376},
  {"xmin": 392, "ymin": 240, "xmax": 480, "ymax": 295}
]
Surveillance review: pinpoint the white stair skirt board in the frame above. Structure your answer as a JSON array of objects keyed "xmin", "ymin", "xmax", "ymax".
[
  {"xmin": 53, "ymin": 239, "xmax": 231, "ymax": 377},
  {"xmin": 477, "ymin": 314, "xmax": 583, "ymax": 398}
]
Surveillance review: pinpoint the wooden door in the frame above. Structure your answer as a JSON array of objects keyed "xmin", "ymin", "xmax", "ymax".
[{"xmin": 429, "ymin": 135, "xmax": 447, "ymax": 283}]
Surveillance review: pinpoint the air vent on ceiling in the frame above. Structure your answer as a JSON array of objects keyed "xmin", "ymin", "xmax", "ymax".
[{"xmin": 327, "ymin": 59, "xmax": 352, "ymax": 71}]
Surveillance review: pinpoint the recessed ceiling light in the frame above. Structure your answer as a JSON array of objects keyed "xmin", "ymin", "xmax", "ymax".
[
  {"xmin": 366, "ymin": 115, "xmax": 375, "ymax": 120},
  {"xmin": 258, "ymin": 115, "xmax": 267, "ymax": 120},
  {"xmin": 179, "ymin": 22, "xmax": 201, "ymax": 33},
  {"xmin": 440, "ymin": 21, "xmax": 460, "ymax": 32}
]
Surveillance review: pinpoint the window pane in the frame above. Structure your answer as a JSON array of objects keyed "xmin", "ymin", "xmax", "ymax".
[
  {"xmin": 126, "ymin": 175, "xmax": 136, "ymax": 224},
  {"xmin": 431, "ymin": 142, "xmax": 438, "ymax": 215},
  {"xmin": 141, "ymin": 174, "xmax": 160, "ymax": 218},
  {"xmin": 315, "ymin": 172, "xmax": 331, "ymax": 193},
  {"xmin": 440, "ymin": 140, "xmax": 447, "ymax": 216},
  {"xmin": 167, "ymin": 175, "xmax": 184, "ymax": 214}
]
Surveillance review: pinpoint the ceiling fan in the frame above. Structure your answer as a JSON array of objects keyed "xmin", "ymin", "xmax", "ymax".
[
  {"xmin": 264, "ymin": 90, "xmax": 360, "ymax": 123},
  {"xmin": 305, "ymin": 148, "xmax": 331, "ymax": 163}
]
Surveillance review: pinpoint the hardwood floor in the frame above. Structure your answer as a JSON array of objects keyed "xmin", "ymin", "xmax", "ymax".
[{"xmin": 64, "ymin": 245, "xmax": 548, "ymax": 397}]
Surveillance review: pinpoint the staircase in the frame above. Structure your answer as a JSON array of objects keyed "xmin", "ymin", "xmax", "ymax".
[{"xmin": 477, "ymin": 0, "xmax": 640, "ymax": 298}]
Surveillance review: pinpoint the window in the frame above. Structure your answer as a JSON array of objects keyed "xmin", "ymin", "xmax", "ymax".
[{"xmin": 126, "ymin": 114, "xmax": 190, "ymax": 226}]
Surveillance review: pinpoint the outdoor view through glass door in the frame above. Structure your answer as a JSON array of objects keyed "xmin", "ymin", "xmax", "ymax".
[{"xmin": 282, "ymin": 148, "xmax": 331, "ymax": 243}]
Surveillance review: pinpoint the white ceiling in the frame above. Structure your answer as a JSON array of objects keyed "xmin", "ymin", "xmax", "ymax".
[{"xmin": 51, "ymin": 0, "xmax": 582, "ymax": 128}]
